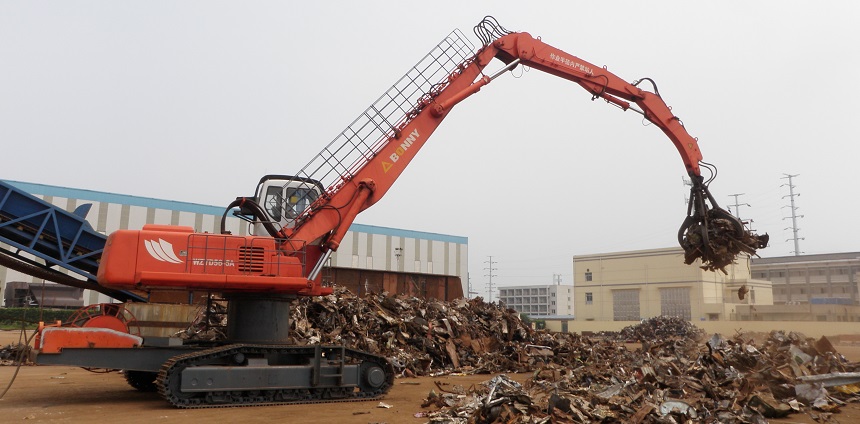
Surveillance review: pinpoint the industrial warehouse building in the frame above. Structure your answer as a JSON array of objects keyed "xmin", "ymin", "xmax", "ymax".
[
  {"xmin": 745, "ymin": 252, "xmax": 860, "ymax": 321},
  {"xmin": 572, "ymin": 247, "xmax": 767, "ymax": 322},
  {"xmin": 0, "ymin": 180, "xmax": 468, "ymax": 307},
  {"xmin": 565, "ymin": 248, "xmax": 860, "ymax": 333}
]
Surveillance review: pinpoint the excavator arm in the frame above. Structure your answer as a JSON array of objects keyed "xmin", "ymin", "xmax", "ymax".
[
  {"xmin": 95, "ymin": 17, "xmax": 766, "ymax": 297},
  {"xmin": 286, "ymin": 17, "xmax": 766, "ymax": 275}
]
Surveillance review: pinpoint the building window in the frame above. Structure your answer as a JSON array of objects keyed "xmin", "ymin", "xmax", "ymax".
[
  {"xmin": 585, "ymin": 271, "xmax": 592, "ymax": 282},
  {"xmin": 585, "ymin": 292, "xmax": 593, "ymax": 305}
]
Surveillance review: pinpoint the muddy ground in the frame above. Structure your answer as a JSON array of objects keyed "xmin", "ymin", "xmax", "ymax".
[{"xmin": 2, "ymin": 330, "xmax": 860, "ymax": 423}]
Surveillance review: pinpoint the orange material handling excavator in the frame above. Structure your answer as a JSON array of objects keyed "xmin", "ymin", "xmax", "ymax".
[{"xmin": 34, "ymin": 17, "xmax": 767, "ymax": 408}]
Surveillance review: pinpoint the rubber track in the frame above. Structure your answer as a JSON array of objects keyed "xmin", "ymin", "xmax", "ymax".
[{"xmin": 156, "ymin": 344, "xmax": 394, "ymax": 409}]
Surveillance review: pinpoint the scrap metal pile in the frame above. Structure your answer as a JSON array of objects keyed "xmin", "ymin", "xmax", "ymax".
[
  {"xmin": 614, "ymin": 316, "xmax": 706, "ymax": 343},
  {"xmin": 287, "ymin": 291, "xmax": 858, "ymax": 422},
  {"xmin": 420, "ymin": 326, "xmax": 860, "ymax": 423},
  {"xmin": 176, "ymin": 291, "xmax": 860, "ymax": 421},
  {"xmin": 289, "ymin": 288, "xmax": 542, "ymax": 376}
]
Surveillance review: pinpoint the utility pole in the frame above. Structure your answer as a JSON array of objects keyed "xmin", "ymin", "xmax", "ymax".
[
  {"xmin": 781, "ymin": 174, "xmax": 804, "ymax": 255},
  {"xmin": 484, "ymin": 256, "xmax": 498, "ymax": 302},
  {"xmin": 466, "ymin": 273, "xmax": 479, "ymax": 299},
  {"xmin": 728, "ymin": 193, "xmax": 751, "ymax": 222}
]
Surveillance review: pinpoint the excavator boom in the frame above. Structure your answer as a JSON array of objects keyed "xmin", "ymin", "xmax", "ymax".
[
  {"xmin": 35, "ymin": 17, "xmax": 767, "ymax": 409},
  {"xmin": 282, "ymin": 17, "xmax": 765, "ymax": 275}
]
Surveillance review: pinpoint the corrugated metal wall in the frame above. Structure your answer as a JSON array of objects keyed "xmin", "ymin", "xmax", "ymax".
[{"xmin": 0, "ymin": 181, "xmax": 469, "ymax": 305}]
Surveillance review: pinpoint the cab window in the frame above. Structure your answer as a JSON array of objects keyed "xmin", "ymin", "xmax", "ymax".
[{"xmin": 264, "ymin": 186, "xmax": 283, "ymax": 221}]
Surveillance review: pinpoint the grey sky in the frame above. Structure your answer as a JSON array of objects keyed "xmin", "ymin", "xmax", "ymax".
[{"xmin": 2, "ymin": 2, "xmax": 858, "ymax": 300}]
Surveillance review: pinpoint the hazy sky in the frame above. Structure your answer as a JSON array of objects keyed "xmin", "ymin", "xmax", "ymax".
[{"xmin": 2, "ymin": 2, "xmax": 858, "ymax": 300}]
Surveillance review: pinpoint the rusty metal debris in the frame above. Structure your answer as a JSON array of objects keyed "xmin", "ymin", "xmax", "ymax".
[
  {"xmin": 615, "ymin": 316, "xmax": 705, "ymax": 343},
  {"xmin": 681, "ymin": 208, "xmax": 770, "ymax": 274},
  {"xmin": 679, "ymin": 177, "xmax": 769, "ymax": 274},
  {"xmin": 174, "ymin": 300, "xmax": 225, "ymax": 341},
  {"xmin": 738, "ymin": 284, "xmax": 749, "ymax": 300},
  {"xmin": 0, "ymin": 343, "xmax": 32, "ymax": 366},
  {"xmin": 175, "ymin": 291, "xmax": 860, "ymax": 421},
  {"xmin": 287, "ymin": 288, "xmax": 540, "ymax": 376},
  {"xmin": 418, "ymin": 321, "xmax": 860, "ymax": 423}
]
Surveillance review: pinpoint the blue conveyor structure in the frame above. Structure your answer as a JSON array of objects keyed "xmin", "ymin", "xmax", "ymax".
[{"xmin": 0, "ymin": 180, "xmax": 145, "ymax": 302}]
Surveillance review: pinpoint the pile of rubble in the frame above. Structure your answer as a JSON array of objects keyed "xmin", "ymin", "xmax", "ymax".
[
  {"xmin": 420, "ymin": 329, "xmax": 860, "ymax": 423},
  {"xmin": 613, "ymin": 315, "xmax": 706, "ymax": 342},
  {"xmin": 177, "ymin": 290, "xmax": 860, "ymax": 421},
  {"xmin": 287, "ymin": 290, "xmax": 860, "ymax": 422},
  {"xmin": 289, "ymin": 288, "xmax": 545, "ymax": 376}
]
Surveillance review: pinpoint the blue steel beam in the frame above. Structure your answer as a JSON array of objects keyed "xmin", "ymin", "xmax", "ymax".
[{"xmin": 0, "ymin": 180, "xmax": 145, "ymax": 302}]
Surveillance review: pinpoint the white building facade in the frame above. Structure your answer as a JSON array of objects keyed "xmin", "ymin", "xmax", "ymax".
[
  {"xmin": 497, "ymin": 284, "xmax": 574, "ymax": 317},
  {"xmin": 0, "ymin": 180, "xmax": 468, "ymax": 306}
]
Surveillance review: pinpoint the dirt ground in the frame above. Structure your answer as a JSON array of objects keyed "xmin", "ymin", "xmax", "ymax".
[{"xmin": 2, "ymin": 330, "xmax": 860, "ymax": 423}]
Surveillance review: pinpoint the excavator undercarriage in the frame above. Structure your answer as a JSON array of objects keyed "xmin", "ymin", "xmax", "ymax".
[{"xmin": 37, "ymin": 295, "xmax": 395, "ymax": 408}]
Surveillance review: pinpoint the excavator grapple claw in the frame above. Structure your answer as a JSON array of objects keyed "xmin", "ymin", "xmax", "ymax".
[{"xmin": 679, "ymin": 178, "xmax": 768, "ymax": 273}]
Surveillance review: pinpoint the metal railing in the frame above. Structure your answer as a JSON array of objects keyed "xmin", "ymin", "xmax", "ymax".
[{"xmin": 291, "ymin": 30, "xmax": 476, "ymax": 198}]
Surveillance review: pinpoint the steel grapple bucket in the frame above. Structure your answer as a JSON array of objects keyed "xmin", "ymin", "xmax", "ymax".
[{"xmin": 679, "ymin": 180, "xmax": 769, "ymax": 273}]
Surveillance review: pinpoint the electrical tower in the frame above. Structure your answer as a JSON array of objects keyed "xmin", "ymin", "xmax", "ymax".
[
  {"xmin": 484, "ymin": 256, "xmax": 498, "ymax": 302},
  {"xmin": 781, "ymin": 174, "xmax": 804, "ymax": 255},
  {"xmin": 728, "ymin": 193, "xmax": 751, "ymax": 222}
]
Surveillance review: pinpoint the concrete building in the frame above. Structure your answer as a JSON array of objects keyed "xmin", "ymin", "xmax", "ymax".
[
  {"xmin": 745, "ymin": 252, "xmax": 860, "ymax": 322},
  {"xmin": 573, "ymin": 247, "xmax": 770, "ymax": 322},
  {"xmin": 497, "ymin": 284, "xmax": 574, "ymax": 318},
  {"xmin": 0, "ymin": 180, "xmax": 468, "ymax": 306},
  {"xmin": 751, "ymin": 252, "xmax": 860, "ymax": 305}
]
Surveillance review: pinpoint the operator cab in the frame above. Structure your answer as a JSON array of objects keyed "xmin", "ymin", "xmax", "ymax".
[{"xmin": 249, "ymin": 175, "xmax": 324, "ymax": 236}]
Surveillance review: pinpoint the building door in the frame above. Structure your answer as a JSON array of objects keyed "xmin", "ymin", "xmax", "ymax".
[
  {"xmin": 612, "ymin": 289, "xmax": 640, "ymax": 321},
  {"xmin": 660, "ymin": 287, "xmax": 692, "ymax": 320}
]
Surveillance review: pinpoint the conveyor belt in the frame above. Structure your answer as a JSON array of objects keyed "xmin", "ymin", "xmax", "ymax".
[{"xmin": 0, "ymin": 180, "xmax": 145, "ymax": 302}]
